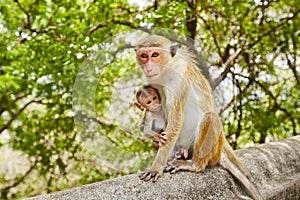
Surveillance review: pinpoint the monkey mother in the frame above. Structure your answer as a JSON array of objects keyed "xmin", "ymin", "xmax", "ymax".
[{"xmin": 135, "ymin": 35, "xmax": 263, "ymax": 200}]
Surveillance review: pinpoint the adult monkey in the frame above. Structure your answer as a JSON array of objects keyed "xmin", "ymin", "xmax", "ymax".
[{"xmin": 135, "ymin": 35, "xmax": 263, "ymax": 200}]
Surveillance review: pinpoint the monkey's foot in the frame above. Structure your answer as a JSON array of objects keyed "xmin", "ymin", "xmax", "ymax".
[
  {"xmin": 174, "ymin": 148, "xmax": 188, "ymax": 159},
  {"xmin": 165, "ymin": 159, "xmax": 196, "ymax": 173},
  {"xmin": 139, "ymin": 168, "xmax": 162, "ymax": 182},
  {"xmin": 159, "ymin": 132, "xmax": 167, "ymax": 147}
]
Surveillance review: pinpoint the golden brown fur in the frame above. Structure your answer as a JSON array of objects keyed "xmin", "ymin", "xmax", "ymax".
[{"xmin": 136, "ymin": 35, "xmax": 263, "ymax": 200}]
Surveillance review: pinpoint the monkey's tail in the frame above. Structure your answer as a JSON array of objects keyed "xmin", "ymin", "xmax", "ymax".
[{"xmin": 219, "ymin": 149, "xmax": 264, "ymax": 200}]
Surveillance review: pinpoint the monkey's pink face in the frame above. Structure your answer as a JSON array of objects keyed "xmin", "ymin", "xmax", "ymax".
[{"xmin": 136, "ymin": 48, "xmax": 168, "ymax": 79}]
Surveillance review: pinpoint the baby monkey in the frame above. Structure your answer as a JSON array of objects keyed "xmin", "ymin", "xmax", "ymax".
[
  {"xmin": 135, "ymin": 85, "xmax": 166, "ymax": 147},
  {"xmin": 135, "ymin": 85, "xmax": 188, "ymax": 159}
]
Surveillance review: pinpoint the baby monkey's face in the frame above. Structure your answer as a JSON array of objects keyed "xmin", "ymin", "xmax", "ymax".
[{"xmin": 138, "ymin": 88, "xmax": 161, "ymax": 112}]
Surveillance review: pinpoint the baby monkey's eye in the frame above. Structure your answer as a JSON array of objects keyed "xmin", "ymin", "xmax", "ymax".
[
  {"xmin": 151, "ymin": 52, "xmax": 159, "ymax": 57},
  {"xmin": 153, "ymin": 96, "xmax": 157, "ymax": 100},
  {"xmin": 147, "ymin": 101, "xmax": 151, "ymax": 104}
]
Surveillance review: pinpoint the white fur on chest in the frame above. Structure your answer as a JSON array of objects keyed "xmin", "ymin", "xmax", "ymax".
[{"xmin": 175, "ymin": 85, "xmax": 205, "ymax": 148}]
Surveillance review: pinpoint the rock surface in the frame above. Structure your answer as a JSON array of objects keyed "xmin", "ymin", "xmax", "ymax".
[{"xmin": 27, "ymin": 136, "xmax": 300, "ymax": 200}]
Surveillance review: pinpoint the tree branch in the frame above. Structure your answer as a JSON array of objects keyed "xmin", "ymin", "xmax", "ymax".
[
  {"xmin": 254, "ymin": 80, "xmax": 297, "ymax": 136},
  {"xmin": 218, "ymin": 76, "xmax": 253, "ymax": 115},
  {"xmin": 186, "ymin": 0, "xmax": 198, "ymax": 40},
  {"xmin": 248, "ymin": 9, "xmax": 300, "ymax": 49},
  {"xmin": 237, "ymin": 50, "xmax": 297, "ymax": 136},
  {"xmin": 88, "ymin": 20, "xmax": 147, "ymax": 34},
  {"xmin": 285, "ymin": 53, "xmax": 300, "ymax": 86},
  {"xmin": 0, "ymin": 93, "xmax": 31, "ymax": 116},
  {"xmin": 0, "ymin": 160, "xmax": 37, "ymax": 198},
  {"xmin": 75, "ymin": 112, "xmax": 116, "ymax": 129},
  {"xmin": 0, "ymin": 99, "xmax": 42, "ymax": 134},
  {"xmin": 212, "ymin": 48, "xmax": 242, "ymax": 89},
  {"xmin": 211, "ymin": 8, "xmax": 300, "ymax": 89},
  {"xmin": 14, "ymin": 0, "xmax": 56, "ymax": 39},
  {"xmin": 198, "ymin": 15, "xmax": 222, "ymax": 58}
]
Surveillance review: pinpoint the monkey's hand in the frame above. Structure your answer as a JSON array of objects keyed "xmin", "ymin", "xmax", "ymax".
[
  {"xmin": 158, "ymin": 132, "xmax": 167, "ymax": 147},
  {"xmin": 139, "ymin": 167, "xmax": 163, "ymax": 182},
  {"xmin": 150, "ymin": 132, "xmax": 166, "ymax": 146},
  {"xmin": 134, "ymin": 102, "xmax": 145, "ymax": 111}
]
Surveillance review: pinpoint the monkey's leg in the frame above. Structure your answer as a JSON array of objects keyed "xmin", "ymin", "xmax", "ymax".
[
  {"xmin": 165, "ymin": 112, "xmax": 224, "ymax": 173},
  {"xmin": 139, "ymin": 101, "xmax": 184, "ymax": 182}
]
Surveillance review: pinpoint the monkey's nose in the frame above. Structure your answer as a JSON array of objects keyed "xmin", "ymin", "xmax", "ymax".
[{"xmin": 145, "ymin": 66, "xmax": 152, "ymax": 73}]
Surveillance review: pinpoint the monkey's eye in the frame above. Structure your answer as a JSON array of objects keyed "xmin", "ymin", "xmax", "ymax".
[
  {"xmin": 141, "ymin": 53, "xmax": 148, "ymax": 58},
  {"xmin": 147, "ymin": 101, "xmax": 151, "ymax": 104},
  {"xmin": 153, "ymin": 96, "xmax": 157, "ymax": 100},
  {"xmin": 151, "ymin": 52, "xmax": 159, "ymax": 57}
]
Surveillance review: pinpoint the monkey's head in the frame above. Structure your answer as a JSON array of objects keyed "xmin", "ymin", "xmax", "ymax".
[
  {"xmin": 136, "ymin": 85, "xmax": 161, "ymax": 112},
  {"xmin": 135, "ymin": 35, "xmax": 180, "ymax": 80}
]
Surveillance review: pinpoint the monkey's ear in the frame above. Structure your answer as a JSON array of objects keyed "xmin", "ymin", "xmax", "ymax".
[
  {"xmin": 170, "ymin": 43, "xmax": 181, "ymax": 57},
  {"xmin": 134, "ymin": 102, "xmax": 145, "ymax": 111}
]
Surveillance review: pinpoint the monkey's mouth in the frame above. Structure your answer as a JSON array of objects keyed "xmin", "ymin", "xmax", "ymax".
[
  {"xmin": 149, "ymin": 104, "xmax": 161, "ymax": 112},
  {"xmin": 146, "ymin": 73, "xmax": 159, "ymax": 79}
]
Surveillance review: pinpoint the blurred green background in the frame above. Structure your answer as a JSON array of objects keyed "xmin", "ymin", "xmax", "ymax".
[{"xmin": 0, "ymin": 0, "xmax": 299, "ymax": 199}]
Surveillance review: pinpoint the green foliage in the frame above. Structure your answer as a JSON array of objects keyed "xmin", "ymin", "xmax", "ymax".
[{"xmin": 0, "ymin": 0, "xmax": 299, "ymax": 199}]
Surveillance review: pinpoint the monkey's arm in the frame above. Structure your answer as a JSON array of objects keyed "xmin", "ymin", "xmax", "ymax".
[
  {"xmin": 139, "ymin": 100, "xmax": 184, "ymax": 182},
  {"xmin": 142, "ymin": 125, "xmax": 166, "ymax": 145},
  {"xmin": 140, "ymin": 113, "xmax": 167, "ymax": 145},
  {"xmin": 140, "ymin": 114, "xmax": 159, "ymax": 138}
]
